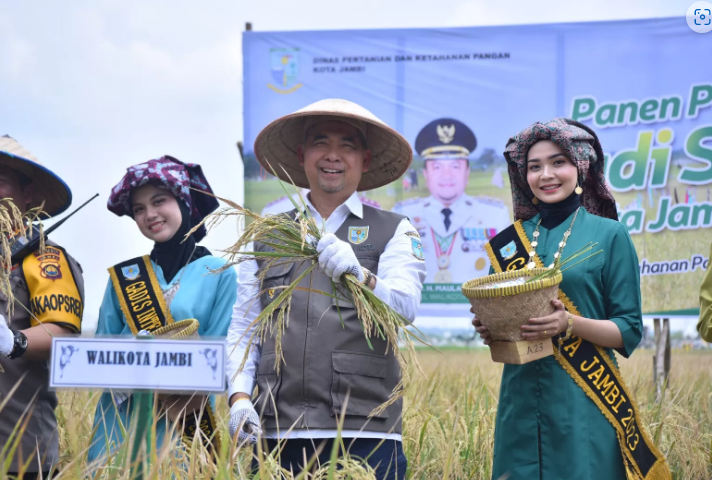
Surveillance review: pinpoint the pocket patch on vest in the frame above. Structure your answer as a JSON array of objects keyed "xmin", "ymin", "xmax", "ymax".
[{"xmin": 348, "ymin": 226, "xmax": 369, "ymax": 244}]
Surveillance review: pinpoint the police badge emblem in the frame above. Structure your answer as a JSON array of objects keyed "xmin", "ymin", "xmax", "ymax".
[
  {"xmin": 122, "ymin": 264, "xmax": 141, "ymax": 281},
  {"xmin": 348, "ymin": 226, "xmax": 369, "ymax": 244},
  {"xmin": 35, "ymin": 247, "xmax": 63, "ymax": 280},
  {"xmin": 499, "ymin": 241, "xmax": 517, "ymax": 260}
]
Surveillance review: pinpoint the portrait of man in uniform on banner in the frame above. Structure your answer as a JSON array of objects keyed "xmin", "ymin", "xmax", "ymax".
[{"xmin": 394, "ymin": 118, "xmax": 510, "ymax": 285}]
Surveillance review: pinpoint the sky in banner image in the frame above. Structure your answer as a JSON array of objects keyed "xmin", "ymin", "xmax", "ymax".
[
  {"xmin": 242, "ymin": 16, "xmax": 712, "ymax": 329},
  {"xmin": 0, "ymin": 0, "xmax": 699, "ymax": 333}
]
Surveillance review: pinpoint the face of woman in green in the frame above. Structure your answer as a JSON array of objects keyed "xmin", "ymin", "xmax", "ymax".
[{"xmin": 526, "ymin": 140, "xmax": 579, "ymax": 204}]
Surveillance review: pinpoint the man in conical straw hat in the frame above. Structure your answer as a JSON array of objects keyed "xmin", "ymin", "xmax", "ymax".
[
  {"xmin": 0, "ymin": 135, "xmax": 85, "ymax": 477},
  {"xmin": 226, "ymin": 99, "xmax": 426, "ymax": 478}
]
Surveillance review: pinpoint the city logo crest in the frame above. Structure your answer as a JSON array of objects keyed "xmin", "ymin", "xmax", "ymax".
[
  {"xmin": 122, "ymin": 264, "xmax": 141, "ymax": 281},
  {"xmin": 268, "ymin": 48, "xmax": 303, "ymax": 94},
  {"xmin": 348, "ymin": 226, "xmax": 369, "ymax": 244}
]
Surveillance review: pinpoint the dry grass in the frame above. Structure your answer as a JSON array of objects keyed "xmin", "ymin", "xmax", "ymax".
[{"xmin": 32, "ymin": 349, "xmax": 711, "ymax": 479}]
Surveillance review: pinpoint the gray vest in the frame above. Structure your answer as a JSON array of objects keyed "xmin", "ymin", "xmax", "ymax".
[
  {"xmin": 0, "ymin": 242, "xmax": 84, "ymax": 472},
  {"xmin": 254, "ymin": 205, "xmax": 404, "ymax": 434}
]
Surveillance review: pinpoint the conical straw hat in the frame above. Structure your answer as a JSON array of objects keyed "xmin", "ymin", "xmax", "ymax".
[
  {"xmin": 254, "ymin": 99, "xmax": 413, "ymax": 191},
  {"xmin": 0, "ymin": 135, "xmax": 72, "ymax": 216}
]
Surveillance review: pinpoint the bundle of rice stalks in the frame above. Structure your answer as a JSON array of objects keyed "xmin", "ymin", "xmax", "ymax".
[
  {"xmin": 0, "ymin": 199, "xmax": 46, "ymax": 321},
  {"xmin": 190, "ymin": 168, "xmax": 430, "ymax": 415},
  {"xmin": 0, "ymin": 199, "xmax": 46, "ymax": 374}
]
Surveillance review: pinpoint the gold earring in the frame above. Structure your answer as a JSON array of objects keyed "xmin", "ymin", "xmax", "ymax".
[
  {"xmin": 532, "ymin": 197, "xmax": 539, "ymax": 205},
  {"xmin": 575, "ymin": 184, "xmax": 583, "ymax": 195}
]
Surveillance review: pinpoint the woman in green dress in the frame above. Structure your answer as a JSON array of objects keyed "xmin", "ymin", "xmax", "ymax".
[{"xmin": 474, "ymin": 118, "xmax": 648, "ymax": 480}]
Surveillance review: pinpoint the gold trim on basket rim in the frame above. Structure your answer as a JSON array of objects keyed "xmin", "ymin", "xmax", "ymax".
[
  {"xmin": 150, "ymin": 319, "xmax": 200, "ymax": 338},
  {"xmin": 461, "ymin": 268, "xmax": 562, "ymax": 299}
]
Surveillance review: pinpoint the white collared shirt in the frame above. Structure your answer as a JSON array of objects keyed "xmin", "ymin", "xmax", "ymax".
[{"xmin": 226, "ymin": 191, "xmax": 426, "ymax": 441}]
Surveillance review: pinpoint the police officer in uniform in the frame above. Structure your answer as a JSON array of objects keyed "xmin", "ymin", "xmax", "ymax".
[
  {"xmin": 0, "ymin": 135, "xmax": 84, "ymax": 478},
  {"xmin": 394, "ymin": 118, "xmax": 510, "ymax": 284}
]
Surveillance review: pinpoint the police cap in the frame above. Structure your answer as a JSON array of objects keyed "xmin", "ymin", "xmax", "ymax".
[{"xmin": 415, "ymin": 118, "xmax": 477, "ymax": 160}]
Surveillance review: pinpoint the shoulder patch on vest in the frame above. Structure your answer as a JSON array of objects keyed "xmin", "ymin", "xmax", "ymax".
[{"xmin": 411, "ymin": 237, "xmax": 425, "ymax": 261}]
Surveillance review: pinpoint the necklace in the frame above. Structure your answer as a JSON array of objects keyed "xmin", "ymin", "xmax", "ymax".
[
  {"xmin": 527, "ymin": 207, "xmax": 580, "ymax": 270},
  {"xmin": 161, "ymin": 243, "xmax": 197, "ymax": 307}
]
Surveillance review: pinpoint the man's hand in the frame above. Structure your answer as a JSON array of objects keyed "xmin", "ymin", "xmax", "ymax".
[
  {"xmin": 316, "ymin": 233, "xmax": 364, "ymax": 284},
  {"xmin": 0, "ymin": 316, "xmax": 13, "ymax": 357},
  {"xmin": 229, "ymin": 398, "xmax": 262, "ymax": 444}
]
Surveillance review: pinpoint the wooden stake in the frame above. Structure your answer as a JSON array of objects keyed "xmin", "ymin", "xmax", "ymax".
[{"xmin": 653, "ymin": 318, "xmax": 670, "ymax": 403}]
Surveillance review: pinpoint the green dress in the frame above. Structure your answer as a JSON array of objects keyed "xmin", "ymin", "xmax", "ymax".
[{"xmin": 491, "ymin": 208, "xmax": 643, "ymax": 480}]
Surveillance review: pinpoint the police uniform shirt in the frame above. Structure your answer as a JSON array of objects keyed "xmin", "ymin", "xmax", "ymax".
[
  {"xmin": 394, "ymin": 193, "xmax": 510, "ymax": 284},
  {"xmin": 0, "ymin": 242, "xmax": 84, "ymax": 472}
]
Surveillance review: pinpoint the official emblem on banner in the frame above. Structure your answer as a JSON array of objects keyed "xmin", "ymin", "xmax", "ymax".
[
  {"xmin": 268, "ymin": 48, "xmax": 303, "ymax": 94},
  {"xmin": 35, "ymin": 247, "xmax": 62, "ymax": 280},
  {"xmin": 499, "ymin": 241, "xmax": 517, "ymax": 260},
  {"xmin": 122, "ymin": 264, "xmax": 141, "ymax": 281},
  {"xmin": 348, "ymin": 226, "xmax": 369, "ymax": 244}
]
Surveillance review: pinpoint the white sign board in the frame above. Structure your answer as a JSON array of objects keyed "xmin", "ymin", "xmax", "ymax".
[{"xmin": 50, "ymin": 337, "xmax": 225, "ymax": 392}]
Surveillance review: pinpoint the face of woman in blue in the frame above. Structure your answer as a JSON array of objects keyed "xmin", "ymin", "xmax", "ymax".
[
  {"xmin": 131, "ymin": 184, "xmax": 183, "ymax": 243},
  {"xmin": 526, "ymin": 140, "xmax": 579, "ymax": 204}
]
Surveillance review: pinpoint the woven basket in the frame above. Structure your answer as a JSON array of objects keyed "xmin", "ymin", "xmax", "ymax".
[
  {"xmin": 150, "ymin": 319, "xmax": 200, "ymax": 339},
  {"xmin": 461, "ymin": 269, "xmax": 562, "ymax": 342}
]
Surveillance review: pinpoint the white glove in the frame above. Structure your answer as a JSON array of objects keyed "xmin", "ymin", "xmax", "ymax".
[
  {"xmin": 0, "ymin": 315, "xmax": 14, "ymax": 357},
  {"xmin": 316, "ymin": 233, "xmax": 365, "ymax": 284},
  {"xmin": 228, "ymin": 398, "xmax": 262, "ymax": 444}
]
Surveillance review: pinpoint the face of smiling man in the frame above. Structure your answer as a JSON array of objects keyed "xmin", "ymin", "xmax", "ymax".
[{"xmin": 298, "ymin": 120, "xmax": 372, "ymax": 201}]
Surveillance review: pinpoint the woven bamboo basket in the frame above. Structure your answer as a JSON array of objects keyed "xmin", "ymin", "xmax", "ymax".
[
  {"xmin": 461, "ymin": 268, "xmax": 562, "ymax": 364},
  {"xmin": 150, "ymin": 319, "xmax": 200, "ymax": 339}
]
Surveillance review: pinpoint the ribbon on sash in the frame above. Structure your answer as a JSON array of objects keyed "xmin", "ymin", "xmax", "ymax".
[
  {"xmin": 485, "ymin": 222, "xmax": 671, "ymax": 480},
  {"xmin": 109, "ymin": 255, "xmax": 221, "ymax": 455}
]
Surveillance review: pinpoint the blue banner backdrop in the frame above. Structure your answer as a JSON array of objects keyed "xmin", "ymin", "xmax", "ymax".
[{"xmin": 243, "ymin": 17, "xmax": 712, "ymax": 318}]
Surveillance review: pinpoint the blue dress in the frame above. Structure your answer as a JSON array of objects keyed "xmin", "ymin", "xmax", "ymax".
[{"xmin": 87, "ymin": 255, "xmax": 236, "ymax": 462}]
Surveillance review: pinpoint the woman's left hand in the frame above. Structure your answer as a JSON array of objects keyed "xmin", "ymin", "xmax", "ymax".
[{"xmin": 521, "ymin": 299, "xmax": 568, "ymax": 340}]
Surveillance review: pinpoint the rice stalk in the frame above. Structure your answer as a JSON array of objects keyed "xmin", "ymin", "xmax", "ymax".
[
  {"xmin": 0, "ymin": 198, "xmax": 46, "ymax": 321},
  {"xmin": 525, "ymin": 241, "xmax": 602, "ymax": 283}
]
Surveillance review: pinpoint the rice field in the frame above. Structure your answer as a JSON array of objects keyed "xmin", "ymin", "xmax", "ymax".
[{"xmin": 21, "ymin": 348, "xmax": 711, "ymax": 479}]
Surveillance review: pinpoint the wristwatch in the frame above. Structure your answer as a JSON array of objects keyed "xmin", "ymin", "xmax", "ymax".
[
  {"xmin": 7, "ymin": 329, "xmax": 28, "ymax": 359},
  {"xmin": 361, "ymin": 268, "xmax": 375, "ymax": 288}
]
